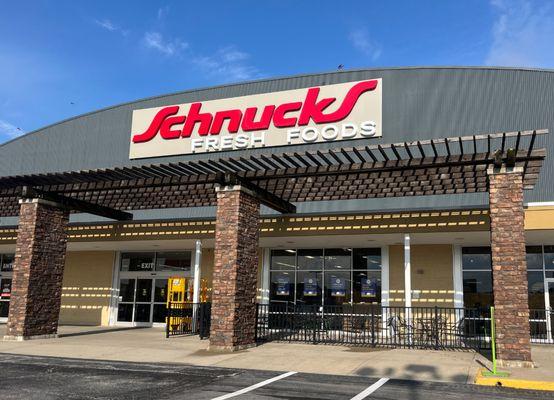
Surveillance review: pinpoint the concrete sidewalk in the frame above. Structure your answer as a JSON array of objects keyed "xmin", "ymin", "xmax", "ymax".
[{"xmin": 0, "ymin": 324, "xmax": 551, "ymax": 386}]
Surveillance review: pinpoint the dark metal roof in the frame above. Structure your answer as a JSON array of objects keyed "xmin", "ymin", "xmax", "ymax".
[
  {"xmin": 0, "ymin": 130, "xmax": 546, "ymax": 218},
  {"xmin": 2, "ymin": 67, "xmax": 554, "ymax": 219}
]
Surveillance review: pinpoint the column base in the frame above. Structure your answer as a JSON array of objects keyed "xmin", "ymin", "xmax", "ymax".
[
  {"xmin": 497, "ymin": 359, "xmax": 535, "ymax": 369},
  {"xmin": 3, "ymin": 334, "xmax": 58, "ymax": 341},
  {"xmin": 207, "ymin": 342, "xmax": 256, "ymax": 353}
]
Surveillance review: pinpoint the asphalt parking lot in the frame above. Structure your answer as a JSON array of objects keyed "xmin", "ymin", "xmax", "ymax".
[{"xmin": 0, "ymin": 354, "xmax": 551, "ymax": 400}]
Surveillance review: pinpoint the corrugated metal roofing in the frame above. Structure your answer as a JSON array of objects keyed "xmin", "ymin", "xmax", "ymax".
[{"xmin": 1, "ymin": 67, "xmax": 553, "ymax": 218}]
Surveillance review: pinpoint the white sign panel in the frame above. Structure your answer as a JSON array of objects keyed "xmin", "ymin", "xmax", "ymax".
[{"xmin": 129, "ymin": 78, "xmax": 382, "ymax": 159}]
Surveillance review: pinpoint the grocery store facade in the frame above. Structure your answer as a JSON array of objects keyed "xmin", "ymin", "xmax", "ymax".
[{"xmin": 1, "ymin": 67, "xmax": 553, "ymax": 367}]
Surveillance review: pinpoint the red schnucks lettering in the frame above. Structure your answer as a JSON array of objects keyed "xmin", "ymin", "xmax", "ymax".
[
  {"xmin": 131, "ymin": 80, "xmax": 379, "ymax": 142},
  {"xmin": 241, "ymin": 106, "xmax": 275, "ymax": 131},
  {"xmin": 132, "ymin": 106, "xmax": 180, "ymax": 143},
  {"xmin": 160, "ymin": 115, "xmax": 185, "ymax": 139},
  {"xmin": 182, "ymin": 103, "xmax": 213, "ymax": 137},
  {"xmin": 273, "ymin": 102, "xmax": 302, "ymax": 128},
  {"xmin": 210, "ymin": 109, "xmax": 243, "ymax": 134},
  {"xmin": 298, "ymin": 80, "xmax": 378, "ymax": 125}
]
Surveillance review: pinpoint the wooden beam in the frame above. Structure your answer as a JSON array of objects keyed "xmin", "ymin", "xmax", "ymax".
[{"xmin": 21, "ymin": 186, "xmax": 133, "ymax": 221}]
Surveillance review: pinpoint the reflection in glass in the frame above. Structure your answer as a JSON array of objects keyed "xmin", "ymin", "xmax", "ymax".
[
  {"xmin": 156, "ymin": 252, "xmax": 191, "ymax": 272},
  {"xmin": 324, "ymin": 248, "xmax": 351, "ymax": 270},
  {"xmin": 353, "ymin": 248, "xmax": 381, "ymax": 270},
  {"xmin": 297, "ymin": 249, "xmax": 323, "ymax": 271},
  {"xmin": 462, "ymin": 247, "xmax": 491, "ymax": 270},
  {"xmin": 544, "ymin": 246, "xmax": 554, "ymax": 270},
  {"xmin": 136, "ymin": 279, "xmax": 152, "ymax": 302},
  {"xmin": 153, "ymin": 304, "xmax": 167, "ymax": 323},
  {"xmin": 463, "ymin": 271, "xmax": 493, "ymax": 310},
  {"xmin": 1, "ymin": 254, "xmax": 14, "ymax": 272},
  {"xmin": 154, "ymin": 279, "xmax": 168, "ymax": 303},
  {"xmin": 270, "ymin": 249, "xmax": 296, "ymax": 270},
  {"xmin": 119, "ymin": 279, "xmax": 135, "ymax": 302},
  {"xmin": 117, "ymin": 304, "xmax": 133, "ymax": 322},
  {"xmin": 134, "ymin": 304, "xmax": 151, "ymax": 322},
  {"xmin": 528, "ymin": 271, "xmax": 545, "ymax": 309},
  {"xmin": 526, "ymin": 246, "xmax": 543, "ymax": 270},
  {"xmin": 120, "ymin": 252, "xmax": 155, "ymax": 271}
]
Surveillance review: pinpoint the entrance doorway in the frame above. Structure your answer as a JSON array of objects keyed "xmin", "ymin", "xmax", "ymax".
[
  {"xmin": 116, "ymin": 251, "xmax": 192, "ymax": 326},
  {"xmin": 0, "ymin": 254, "xmax": 14, "ymax": 321}
]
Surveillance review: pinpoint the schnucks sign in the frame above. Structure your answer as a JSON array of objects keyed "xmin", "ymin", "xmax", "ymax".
[{"xmin": 129, "ymin": 79, "xmax": 382, "ymax": 159}]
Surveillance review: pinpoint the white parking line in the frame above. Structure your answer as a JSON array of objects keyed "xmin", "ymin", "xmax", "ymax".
[
  {"xmin": 211, "ymin": 371, "xmax": 298, "ymax": 400},
  {"xmin": 350, "ymin": 378, "xmax": 389, "ymax": 400}
]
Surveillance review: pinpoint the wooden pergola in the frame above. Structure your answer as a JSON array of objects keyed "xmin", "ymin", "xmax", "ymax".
[{"xmin": 0, "ymin": 129, "xmax": 546, "ymax": 219}]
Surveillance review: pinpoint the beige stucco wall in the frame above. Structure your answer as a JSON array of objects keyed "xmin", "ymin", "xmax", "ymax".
[
  {"xmin": 60, "ymin": 251, "xmax": 115, "ymax": 326},
  {"xmin": 388, "ymin": 244, "xmax": 454, "ymax": 306}
]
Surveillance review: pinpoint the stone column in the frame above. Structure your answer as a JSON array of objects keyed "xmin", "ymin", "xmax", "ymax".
[
  {"xmin": 488, "ymin": 166, "xmax": 533, "ymax": 367},
  {"xmin": 4, "ymin": 199, "xmax": 69, "ymax": 341},
  {"xmin": 209, "ymin": 184, "xmax": 260, "ymax": 351}
]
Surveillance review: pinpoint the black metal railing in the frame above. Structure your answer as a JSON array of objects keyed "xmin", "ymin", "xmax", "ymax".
[
  {"xmin": 530, "ymin": 309, "xmax": 554, "ymax": 344},
  {"xmin": 166, "ymin": 302, "xmax": 211, "ymax": 338},
  {"xmin": 256, "ymin": 303, "xmax": 492, "ymax": 350}
]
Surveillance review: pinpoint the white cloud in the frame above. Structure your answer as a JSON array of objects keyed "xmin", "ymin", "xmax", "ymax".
[
  {"xmin": 0, "ymin": 119, "xmax": 24, "ymax": 141},
  {"xmin": 143, "ymin": 32, "xmax": 188, "ymax": 56},
  {"xmin": 93, "ymin": 18, "xmax": 129, "ymax": 36},
  {"xmin": 349, "ymin": 29, "xmax": 382, "ymax": 61},
  {"xmin": 486, "ymin": 0, "xmax": 554, "ymax": 67},
  {"xmin": 192, "ymin": 46, "xmax": 259, "ymax": 82}
]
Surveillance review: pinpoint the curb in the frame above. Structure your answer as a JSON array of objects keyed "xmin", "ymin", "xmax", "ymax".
[{"xmin": 475, "ymin": 368, "xmax": 554, "ymax": 392}]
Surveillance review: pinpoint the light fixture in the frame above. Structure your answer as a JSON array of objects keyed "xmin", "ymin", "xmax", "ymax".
[{"xmin": 285, "ymin": 249, "xmax": 296, "ymax": 254}]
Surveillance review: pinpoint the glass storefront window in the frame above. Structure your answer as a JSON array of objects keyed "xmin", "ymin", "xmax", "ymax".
[
  {"xmin": 544, "ymin": 246, "xmax": 554, "ymax": 270},
  {"xmin": 462, "ymin": 270, "xmax": 493, "ymax": 310},
  {"xmin": 462, "ymin": 247, "xmax": 491, "ymax": 270},
  {"xmin": 324, "ymin": 271, "xmax": 351, "ymax": 305},
  {"xmin": 136, "ymin": 279, "xmax": 152, "ymax": 302},
  {"xmin": 528, "ymin": 271, "xmax": 545, "ymax": 309},
  {"xmin": 156, "ymin": 252, "xmax": 191, "ymax": 272},
  {"xmin": 153, "ymin": 304, "xmax": 167, "ymax": 323},
  {"xmin": 526, "ymin": 246, "xmax": 543, "ymax": 270},
  {"xmin": 324, "ymin": 248, "xmax": 351, "ymax": 270},
  {"xmin": 154, "ymin": 279, "xmax": 168, "ymax": 303},
  {"xmin": 120, "ymin": 252, "xmax": 155, "ymax": 272},
  {"xmin": 270, "ymin": 271, "xmax": 295, "ymax": 303},
  {"xmin": 353, "ymin": 248, "xmax": 381, "ymax": 270},
  {"xmin": 118, "ymin": 279, "xmax": 135, "ymax": 303},
  {"xmin": 269, "ymin": 248, "xmax": 382, "ymax": 306},
  {"xmin": 297, "ymin": 249, "xmax": 323, "ymax": 271},
  {"xmin": 270, "ymin": 249, "xmax": 296, "ymax": 270},
  {"xmin": 353, "ymin": 270, "xmax": 381, "ymax": 304},
  {"xmin": 296, "ymin": 271, "xmax": 322, "ymax": 305},
  {"xmin": 1, "ymin": 254, "xmax": 14, "ymax": 272}
]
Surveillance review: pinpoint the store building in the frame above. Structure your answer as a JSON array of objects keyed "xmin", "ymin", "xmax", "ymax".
[{"xmin": 0, "ymin": 67, "xmax": 553, "ymax": 367}]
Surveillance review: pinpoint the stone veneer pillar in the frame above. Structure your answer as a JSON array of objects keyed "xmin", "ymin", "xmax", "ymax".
[
  {"xmin": 4, "ymin": 199, "xmax": 69, "ymax": 341},
  {"xmin": 209, "ymin": 184, "xmax": 260, "ymax": 351},
  {"xmin": 488, "ymin": 166, "xmax": 533, "ymax": 367}
]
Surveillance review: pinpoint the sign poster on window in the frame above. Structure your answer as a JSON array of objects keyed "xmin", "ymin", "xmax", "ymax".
[
  {"xmin": 331, "ymin": 277, "xmax": 346, "ymax": 297},
  {"xmin": 276, "ymin": 275, "xmax": 290, "ymax": 296},
  {"xmin": 361, "ymin": 277, "xmax": 377, "ymax": 297},
  {"xmin": 303, "ymin": 276, "xmax": 318, "ymax": 296},
  {"xmin": 1, "ymin": 281, "xmax": 11, "ymax": 299}
]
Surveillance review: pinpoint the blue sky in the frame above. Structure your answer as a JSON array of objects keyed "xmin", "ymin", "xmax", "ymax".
[{"xmin": 1, "ymin": 0, "xmax": 554, "ymax": 144}]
